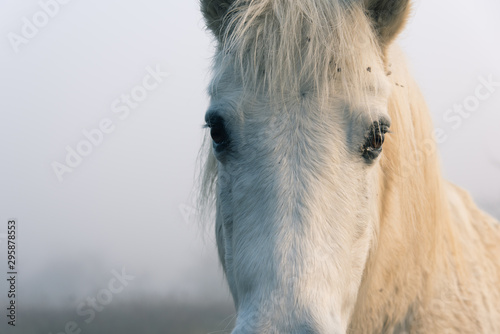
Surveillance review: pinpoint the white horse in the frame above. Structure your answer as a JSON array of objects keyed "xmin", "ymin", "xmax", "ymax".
[{"xmin": 198, "ymin": 0, "xmax": 500, "ymax": 333}]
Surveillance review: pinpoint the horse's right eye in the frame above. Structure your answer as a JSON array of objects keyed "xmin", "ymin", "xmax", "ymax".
[
  {"xmin": 205, "ymin": 115, "xmax": 229, "ymax": 150},
  {"xmin": 210, "ymin": 122, "xmax": 227, "ymax": 144}
]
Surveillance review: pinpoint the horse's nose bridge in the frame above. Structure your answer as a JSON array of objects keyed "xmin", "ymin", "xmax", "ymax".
[
  {"xmin": 231, "ymin": 320, "xmax": 326, "ymax": 334},
  {"xmin": 230, "ymin": 296, "xmax": 345, "ymax": 334},
  {"xmin": 231, "ymin": 329, "xmax": 322, "ymax": 334},
  {"xmin": 231, "ymin": 319, "xmax": 341, "ymax": 334}
]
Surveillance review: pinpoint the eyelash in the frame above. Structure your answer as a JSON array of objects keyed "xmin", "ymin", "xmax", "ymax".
[{"xmin": 361, "ymin": 122, "xmax": 390, "ymax": 161}]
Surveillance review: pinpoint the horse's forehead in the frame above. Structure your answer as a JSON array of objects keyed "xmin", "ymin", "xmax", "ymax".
[
  {"xmin": 207, "ymin": 71, "xmax": 391, "ymax": 120},
  {"xmin": 209, "ymin": 50, "xmax": 391, "ymax": 95}
]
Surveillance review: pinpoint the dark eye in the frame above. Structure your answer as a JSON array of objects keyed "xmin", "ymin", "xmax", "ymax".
[
  {"xmin": 370, "ymin": 131, "xmax": 384, "ymax": 150},
  {"xmin": 362, "ymin": 121, "xmax": 390, "ymax": 161},
  {"xmin": 205, "ymin": 115, "xmax": 229, "ymax": 150},
  {"xmin": 210, "ymin": 122, "xmax": 226, "ymax": 144}
]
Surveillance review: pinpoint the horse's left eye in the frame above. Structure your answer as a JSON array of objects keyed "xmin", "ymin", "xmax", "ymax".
[
  {"xmin": 362, "ymin": 122, "xmax": 390, "ymax": 161},
  {"xmin": 370, "ymin": 132, "xmax": 384, "ymax": 150}
]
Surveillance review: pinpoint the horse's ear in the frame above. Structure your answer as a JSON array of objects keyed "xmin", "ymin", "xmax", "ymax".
[
  {"xmin": 200, "ymin": 0, "xmax": 235, "ymax": 40},
  {"xmin": 364, "ymin": 0, "xmax": 411, "ymax": 50}
]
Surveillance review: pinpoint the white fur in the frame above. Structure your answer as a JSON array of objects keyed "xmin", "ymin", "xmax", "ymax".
[
  {"xmin": 207, "ymin": 51, "xmax": 391, "ymax": 333},
  {"xmin": 199, "ymin": 1, "xmax": 500, "ymax": 333}
]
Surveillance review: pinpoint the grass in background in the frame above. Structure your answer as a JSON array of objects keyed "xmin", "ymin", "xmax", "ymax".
[{"xmin": 9, "ymin": 300, "xmax": 235, "ymax": 334}]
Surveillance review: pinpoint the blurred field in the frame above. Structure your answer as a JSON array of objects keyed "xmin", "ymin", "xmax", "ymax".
[{"xmin": 8, "ymin": 300, "xmax": 235, "ymax": 334}]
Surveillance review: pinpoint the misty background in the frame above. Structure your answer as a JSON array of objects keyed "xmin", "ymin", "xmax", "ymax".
[{"xmin": 0, "ymin": 0, "xmax": 499, "ymax": 333}]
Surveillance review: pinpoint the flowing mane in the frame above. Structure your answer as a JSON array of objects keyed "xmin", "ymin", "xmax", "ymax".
[
  {"xmin": 217, "ymin": 1, "xmax": 382, "ymax": 101},
  {"xmin": 198, "ymin": 0, "xmax": 500, "ymax": 332}
]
